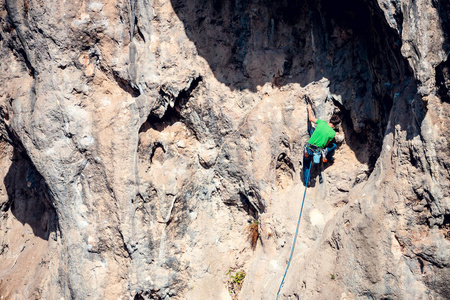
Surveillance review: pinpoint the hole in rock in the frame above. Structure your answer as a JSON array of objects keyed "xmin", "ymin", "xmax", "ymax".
[
  {"xmin": 238, "ymin": 192, "xmax": 259, "ymax": 219},
  {"xmin": 149, "ymin": 143, "xmax": 166, "ymax": 164},
  {"xmin": 133, "ymin": 291, "xmax": 163, "ymax": 300},
  {"xmin": 418, "ymin": 257, "xmax": 425, "ymax": 274},
  {"xmin": 276, "ymin": 153, "xmax": 295, "ymax": 189},
  {"xmin": 441, "ymin": 214, "xmax": 450, "ymax": 240},
  {"xmin": 134, "ymin": 294, "xmax": 144, "ymax": 300},
  {"xmin": 435, "ymin": 57, "xmax": 450, "ymax": 103},
  {"xmin": 442, "ymin": 214, "xmax": 450, "ymax": 227},
  {"xmin": 140, "ymin": 76, "xmax": 202, "ymax": 133}
]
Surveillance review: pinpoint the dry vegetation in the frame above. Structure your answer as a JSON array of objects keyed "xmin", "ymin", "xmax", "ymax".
[{"xmin": 248, "ymin": 220, "xmax": 259, "ymax": 249}]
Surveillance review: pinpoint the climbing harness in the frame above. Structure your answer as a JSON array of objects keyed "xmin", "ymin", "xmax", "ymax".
[
  {"xmin": 303, "ymin": 143, "xmax": 327, "ymax": 185},
  {"xmin": 276, "ymin": 159, "xmax": 313, "ymax": 300},
  {"xmin": 305, "ymin": 143, "xmax": 328, "ymax": 164}
]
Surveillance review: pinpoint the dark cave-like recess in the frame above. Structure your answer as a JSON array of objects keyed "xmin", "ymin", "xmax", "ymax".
[
  {"xmin": 4, "ymin": 148, "xmax": 58, "ymax": 240},
  {"xmin": 0, "ymin": 115, "xmax": 58, "ymax": 240},
  {"xmin": 436, "ymin": 57, "xmax": 450, "ymax": 103},
  {"xmin": 171, "ymin": 0, "xmax": 415, "ymax": 172}
]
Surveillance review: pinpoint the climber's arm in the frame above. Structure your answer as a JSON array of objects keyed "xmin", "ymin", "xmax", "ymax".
[{"xmin": 307, "ymin": 104, "xmax": 317, "ymax": 124}]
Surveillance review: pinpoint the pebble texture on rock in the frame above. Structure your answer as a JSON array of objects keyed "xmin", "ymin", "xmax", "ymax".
[{"xmin": 0, "ymin": 0, "xmax": 449, "ymax": 299}]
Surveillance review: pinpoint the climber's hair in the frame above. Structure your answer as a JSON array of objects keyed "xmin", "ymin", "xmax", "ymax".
[{"xmin": 330, "ymin": 115, "xmax": 341, "ymax": 126}]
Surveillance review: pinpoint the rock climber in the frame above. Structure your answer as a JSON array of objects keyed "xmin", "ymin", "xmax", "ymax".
[{"xmin": 303, "ymin": 100, "xmax": 341, "ymax": 184}]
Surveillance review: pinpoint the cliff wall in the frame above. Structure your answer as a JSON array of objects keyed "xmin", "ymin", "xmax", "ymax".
[{"xmin": 0, "ymin": 0, "xmax": 449, "ymax": 299}]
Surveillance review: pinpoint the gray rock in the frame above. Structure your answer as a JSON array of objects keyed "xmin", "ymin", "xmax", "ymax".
[{"xmin": 0, "ymin": 0, "xmax": 449, "ymax": 299}]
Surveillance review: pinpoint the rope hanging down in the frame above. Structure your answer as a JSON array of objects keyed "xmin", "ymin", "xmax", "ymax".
[{"xmin": 276, "ymin": 160, "xmax": 313, "ymax": 300}]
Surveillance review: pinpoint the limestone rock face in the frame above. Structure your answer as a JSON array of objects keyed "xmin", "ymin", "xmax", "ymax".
[{"xmin": 0, "ymin": 0, "xmax": 449, "ymax": 299}]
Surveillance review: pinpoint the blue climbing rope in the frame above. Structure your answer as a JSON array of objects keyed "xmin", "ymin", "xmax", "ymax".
[{"xmin": 276, "ymin": 159, "xmax": 313, "ymax": 300}]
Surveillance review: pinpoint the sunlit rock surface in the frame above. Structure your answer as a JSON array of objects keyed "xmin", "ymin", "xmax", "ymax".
[{"xmin": 0, "ymin": 0, "xmax": 449, "ymax": 299}]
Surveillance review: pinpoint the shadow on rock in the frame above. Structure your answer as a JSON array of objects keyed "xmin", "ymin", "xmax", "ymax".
[
  {"xmin": 4, "ymin": 149, "xmax": 58, "ymax": 241},
  {"xmin": 436, "ymin": 0, "xmax": 450, "ymax": 52},
  {"xmin": 170, "ymin": 0, "xmax": 422, "ymax": 172}
]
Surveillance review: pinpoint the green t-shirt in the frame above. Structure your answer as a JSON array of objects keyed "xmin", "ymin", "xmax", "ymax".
[{"xmin": 308, "ymin": 119, "xmax": 336, "ymax": 148}]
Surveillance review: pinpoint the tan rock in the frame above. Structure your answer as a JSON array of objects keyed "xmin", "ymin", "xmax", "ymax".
[{"xmin": 0, "ymin": 0, "xmax": 449, "ymax": 299}]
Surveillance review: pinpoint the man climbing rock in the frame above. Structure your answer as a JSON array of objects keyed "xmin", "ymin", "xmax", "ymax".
[{"xmin": 303, "ymin": 102, "xmax": 341, "ymax": 184}]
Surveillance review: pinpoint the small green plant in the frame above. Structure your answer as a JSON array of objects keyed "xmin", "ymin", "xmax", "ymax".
[
  {"xmin": 331, "ymin": 273, "xmax": 336, "ymax": 280},
  {"xmin": 230, "ymin": 270, "xmax": 245, "ymax": 284},
  {"xmin": 226, "ymin": 269, "xmax": 246, "ymax": 299}
]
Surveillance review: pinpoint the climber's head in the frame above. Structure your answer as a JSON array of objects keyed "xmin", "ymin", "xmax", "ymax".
[{"xmin": 329, "ymin": 115, "xmax": 341, "ymax": 128}]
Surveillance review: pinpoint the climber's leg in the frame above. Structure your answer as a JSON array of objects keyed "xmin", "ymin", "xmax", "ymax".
[
  {"xmin": 325, "ymin": 143, "xmax": 337, "ymax": 160},
  {"xmin": 302, "ymin": 148, "xmax": 313, "ymax": 185}
]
